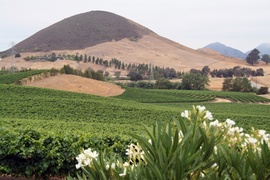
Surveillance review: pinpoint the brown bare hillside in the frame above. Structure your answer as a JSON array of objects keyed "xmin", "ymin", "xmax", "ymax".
[
  {"xmin": 3, "ymin": 11, "xmax": 153, "ymax": 53},
  {"xmin": 25, "ymin": 74, "xmax": 124, "ymax": 96}
]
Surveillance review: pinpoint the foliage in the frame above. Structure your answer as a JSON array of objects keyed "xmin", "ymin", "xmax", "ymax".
[
  {"xmin": 210, "ymin": 66, "xmax": 264, "ymax": 78},
  {"xmin": 15, "ymin": 53, "xmax": 21, "ymax": 58},
  {"xmin": 127, "ymin": 70, "xmax": 143, "ymax": 81},
  {"xmin": 0, "ymin": 127, "xmax": 132, "ymax": 178},
  {"xmin": 60, "ymin": 65, "xmax": 104, "ymax": 81},
  {"xmin": 71, "ymin": 106, "xmax": 270, "ymax": 179},
  {"xmin": 181, "ymin": 73, "xmax": 209, "ymax": 90},
  {"xmin": 261, "ymin": 54, "xmax": 270, "ymax": 65},
  {"xmin": 154, "ymin": 78, "xmax": 172, "ymax": 89},
  {"xmin": 246, "ymin": 49, "xmax": 260, "ymax": 65},
  {"xmin": 222, "ymin": 77, "xmax": 252, "ymax": 92},
  {"xmin": 257, "ymin": 87, "xmax": 269, "ymax": 95},
  {"xmin": 201, "ymin": 65, "xmax": 211, "ymax": 76}
]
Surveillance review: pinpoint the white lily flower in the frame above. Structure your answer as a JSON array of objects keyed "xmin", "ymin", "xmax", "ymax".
[
  {"xmin": 181, "ymin": 110, "xmax": 189, "ymax": 119},
  {"xmin": 196, "ymin": 105, "xmax": 206, "ymax": 113},
  {"xmin": 225, "ymin": 119, "xmax": 235, "ymax": 127},
  {"xmin": 204, "ymin": 111, "xmax": 213, "ymax": 120},
  {"xmin": 209, "ymin": 120, "xmax": 220, "ymax": 127},
  {"xmin": 247, "ymin": 137, "xmax": 257, "ymax": 145}
]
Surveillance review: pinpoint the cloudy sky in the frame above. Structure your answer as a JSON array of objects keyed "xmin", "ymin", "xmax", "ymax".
[{"xmin": 0, "ymin": 0, "xmax": 269, "ymax": 53}]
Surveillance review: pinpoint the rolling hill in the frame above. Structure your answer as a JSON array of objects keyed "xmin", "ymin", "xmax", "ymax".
[
  {"xmin": 1, "ymin": 10, "xmax": 270, "ymax": 90},
  {"xmin": 6, "ymin": 11, "xmax": 154, "ymax": 52}
]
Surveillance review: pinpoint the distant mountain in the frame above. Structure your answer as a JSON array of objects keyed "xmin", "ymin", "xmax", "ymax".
[
  {"xmin": 204, "ymin": 42, "xmax": 246, "ymax": 59},
  {"xmin": 246, "ymin": 43, "xmax": 270, "ymax": 56}
]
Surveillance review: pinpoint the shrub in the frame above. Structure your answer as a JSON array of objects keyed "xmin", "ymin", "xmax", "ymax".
[
  {"xmin": 15, "ymin": 53, "xmax": 21, "ymax": 58},
  {"xmin": 257, "ymin": 87, "xmax": 269, "ymax": 95}
]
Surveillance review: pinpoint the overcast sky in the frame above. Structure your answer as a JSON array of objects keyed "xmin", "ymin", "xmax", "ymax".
[{"xmin": 0, "ymin": 0, "xmax": 269, "ymax": 53}]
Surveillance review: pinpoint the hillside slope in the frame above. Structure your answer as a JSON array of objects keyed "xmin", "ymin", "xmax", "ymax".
[
  {"xmin": 2, "ymin": 10, "xmax": 269, "ymax": 86},
  {"xmin": 25, "ymin": 74, "xmax": 124, "ymax": 96},
  {"xmin": 6, "ymin": 11, "xmax": 154, "ymax": 53},
  {"xmin": 204, "ymin": 42, "xmax": 246, "ymax": 59}
]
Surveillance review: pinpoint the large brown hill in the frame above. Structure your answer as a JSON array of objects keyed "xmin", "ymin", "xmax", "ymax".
[
  {"xmin": 1, "ymin": 10, "xmax": 269, "ymax": 89},
  {"xmin": 8, "ymin": 11, "xmax": 154, "ymax": 52}
]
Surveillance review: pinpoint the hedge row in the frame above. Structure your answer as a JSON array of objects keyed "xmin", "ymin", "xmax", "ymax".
[{"xmin": 0, "ymin": 127, "xmax": 132, "ymax": 179}]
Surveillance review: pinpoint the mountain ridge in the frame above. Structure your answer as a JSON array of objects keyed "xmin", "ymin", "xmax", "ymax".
[{"xmin": 203, "ymin": 42, "xmax": 246, "ymax": 59}]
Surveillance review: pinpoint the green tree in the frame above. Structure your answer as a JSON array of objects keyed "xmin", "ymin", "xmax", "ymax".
[
  {"xmin": 201, "ymin": 66, "xmax": 210, "ymax": 76},
  {"xmin": 261, "ymin": 54, "xmax": 270, "ymax": 65},
  {"xmin": 60, "ymin": 65, "xmax": 74, "ymax": 74},
  {"xmin": 79, "ymin": 54, "xmax": 83, "ymax": 61},
  {"xmin": 222, "ymin": 77, "xmax": 252, "ymax": 92},
  {"xmin": 51, "ymin": 52, "xmax": 57, "ymax": 61},
  {"xmin": 128, "ymin": 70, "xmax": 143, "ymax": 81},
  {"xmin": 222, "ymin": 78, "xmax": 233, "ymax": 91},
  {"xmin": 181, "ymin": 73, "xmax": 209, "ymax": 90},
  {"xmin": 155, "ymin": 78, "xmax": 172, "ymax": 89},
  {"xmin": 246, "ymin": 49, "xmax": 260, "ymax": 65}
]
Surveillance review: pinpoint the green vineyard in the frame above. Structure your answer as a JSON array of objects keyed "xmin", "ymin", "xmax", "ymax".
[
  {"xmin": 117, "ymin": 88, "xmax": 270, "ymax": 103},
  {"xmin": 0, "ymin": 71, "xmax": 270, "ymax": 177}
]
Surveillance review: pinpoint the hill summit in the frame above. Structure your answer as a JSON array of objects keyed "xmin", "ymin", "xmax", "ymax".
[
  {"xmin": 204, "ymin": 42, "xmax": 246, "ymax": 59},
  {"xmin": 12, "ymin": 11, "xmax": 154, "ymax": 52}
]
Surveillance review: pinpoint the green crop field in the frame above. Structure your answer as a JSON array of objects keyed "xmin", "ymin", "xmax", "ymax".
[
  {"xmin": 0, "ymin": 70, "xmax": 47, "ymax": 84},
  {"xmin": 116, "ymin": 88, "xmax": 270, "ymax": 103},
  {"xmin": 1, "ymin": 71, "xmax": 270, "ymax": 177},
  {"xmin": 0, "ymin": 84, "xmax": 269, "ymax": 135}
]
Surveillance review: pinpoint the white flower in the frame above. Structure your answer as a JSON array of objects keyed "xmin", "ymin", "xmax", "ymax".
[
  {"xmin": 227, "ymin": 127, "xmax": 235, "ymax": 136},
  {"xmin": 119, "ymin": 168, "xmax": 127, "ymax": 177},
  {"xmin": 181, "ymin": 110, "xmax": 189, "ymax": 119},
  {"xmin": 84, "ymin": 148, "xmax": 98, "ymax": 159},
  {"xmin": 212, "ymin": 163, "xmax": 218, "ymax": 168},
  {"xmin": 75, "ymin": 148, "xmax": 98, "ymax": 169},
  {"xmin": 209, "ymin": 120, "xmax": 220, "ymax": 127},
  {"xmin": 247, "ymin": 137, "xmax": 257, "ymax": 145},
  {"xmin": 258, "ymin": 130, "xmax": 266, "ymax": 135},
  {"xmin": 148, "ymin": 139, "xmax": 152, "ymax": 145},
  {"xmin": 106, "ymin": 163, "xmax": 110, "ymax": 170},
  {"xmin": 204, "ymin": 111, "xmax": 213, "ymax": 120},
  {"xmin": 123, "ymin": 162, "xmax": 129, "ymax": 168},
  {"xmin": 225, "ymin": 119, "xmax": 235, "ymax": 127},
  {"xmin": 111, "ymin": 163, "xmax": 116, "ymax": 169},
  {"xmin": 196, "ymin": 105, "xmax": 206, "ymax": 112}
]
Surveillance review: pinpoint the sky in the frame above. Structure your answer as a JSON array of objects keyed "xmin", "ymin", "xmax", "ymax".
[{"xmin": 0, "ymin": 0, "xmax": 269, "ymax": 53}]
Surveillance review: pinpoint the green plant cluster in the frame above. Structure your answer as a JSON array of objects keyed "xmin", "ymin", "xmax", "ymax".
[
  {"xmin": 0, "ymin": 70, "xmax": 46, "ymax": 84},
  {"xmin": 70, "ymin": 106, "xmax": 270, "ymax": 179},
  {"xmin": 0, "ymin": 127, "xmax": 132, "ymax": 178}
]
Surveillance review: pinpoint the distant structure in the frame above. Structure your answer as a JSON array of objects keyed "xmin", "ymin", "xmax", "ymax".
[{"xmin": 10, "ymin": 41, "xmax": 16, "ymax": 73}]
